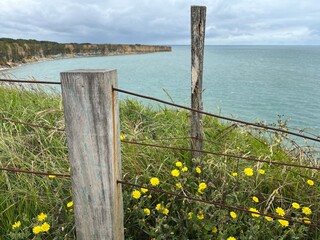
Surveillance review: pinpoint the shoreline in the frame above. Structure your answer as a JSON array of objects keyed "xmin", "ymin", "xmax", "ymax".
[
  {"xmin": 0, "ymin": 50, "xmax": 172, "ymax": 72},
  {"xmin": 0, "ymin": 39, "xmax": 172, "ymax": 71}
]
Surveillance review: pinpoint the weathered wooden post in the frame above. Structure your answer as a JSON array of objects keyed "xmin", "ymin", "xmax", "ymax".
[
  {"xmin": 191, "ymin": 6, "xmax": 206, "ymax": 160},
  {"xmin": 61, "ymin": 69, "xmax": 124, "ymax": 239}
]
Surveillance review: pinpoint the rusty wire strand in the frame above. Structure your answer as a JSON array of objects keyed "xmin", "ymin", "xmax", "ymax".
[
  {"xmin": 0, "ymin": 167, "xmax": 70, "ymax": 178},
  {"xmin": 0, "ymin": 78, "xmax": 61, "ymax": 85},
  {"xmin": 114, "ymin": 88, "xmax": 320, "ymax": 143},
  {"xmin": 118, "ymin": 180, "xmax": 320, "ymax": 227},
  {"xmin": 0, "ymin": 117, "xmax": 65, "ymax": 132},
  {"xmin": 121, "ymin": 140, "xmax": 320, "ymax": 171}
]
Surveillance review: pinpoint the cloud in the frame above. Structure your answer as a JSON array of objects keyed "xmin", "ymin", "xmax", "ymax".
[{"xmin": 0, "ymin": 0, "xmax": 319, "ymax": 44}]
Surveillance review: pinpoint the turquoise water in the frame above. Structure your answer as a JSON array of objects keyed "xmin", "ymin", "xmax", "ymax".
[{"xmin": 2, "ymin": 45, "xmax": 320, "ymax": 135}]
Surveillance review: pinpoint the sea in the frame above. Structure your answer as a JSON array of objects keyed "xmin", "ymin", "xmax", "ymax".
[{"xmin": 2, "ymin": 45, "xmax": 320, "ymax": 137}]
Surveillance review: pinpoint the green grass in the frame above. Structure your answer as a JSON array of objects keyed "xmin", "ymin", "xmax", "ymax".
[{"xmin": 0, "ymin": 84, "xmax": 319, "ymax": 239}]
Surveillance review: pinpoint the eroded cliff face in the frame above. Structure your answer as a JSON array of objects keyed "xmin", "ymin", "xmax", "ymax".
[{"xmin": 0, "ymin": 38, "xmax": 171, "ymax": 68}]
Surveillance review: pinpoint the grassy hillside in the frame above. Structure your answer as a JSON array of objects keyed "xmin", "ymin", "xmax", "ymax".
[{"xmin": 0, "ymin": 84, "xmax": 319, "ymax": 239}]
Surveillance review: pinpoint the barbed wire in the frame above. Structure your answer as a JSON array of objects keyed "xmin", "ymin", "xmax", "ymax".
[
  {"xmin": 0, "ymin": 167, "xmax": 70, "ymax": 178},
  {"xmin": 113, "ymin": 88, "xmax": 320, "ymax": 143},
  {"xmin": 0, "ymin": 78, "xmax": 61, "ymax": 85},
  {"xmin": 118, "ymin": 180, "xmax": 320, "ymax": 228},
  {"xmin": 0, "ymin": 117, "xmax": 65, "ymax": 132},
  {"xmin": 121, "ymin": 140, "xmax": 320, "ymax": 171}
]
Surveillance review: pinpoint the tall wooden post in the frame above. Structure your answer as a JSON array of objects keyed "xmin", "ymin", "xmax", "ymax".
[
  {"xmin": 61, "ymin": 69, "xmax": 124, "ymax": 240},
  {"xmin": 191, "ymin": 6, "xmax": 206, "ymax": 160}
]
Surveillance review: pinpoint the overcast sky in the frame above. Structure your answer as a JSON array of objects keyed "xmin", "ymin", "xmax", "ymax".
[{"xmin": 0, "ymin": 0, "xmax": 319, "ymax": 45}]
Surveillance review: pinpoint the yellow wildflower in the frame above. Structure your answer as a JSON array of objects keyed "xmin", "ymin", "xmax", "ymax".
[
  {"xmin": 162, "ymin": 208, "xmax": 169, "ymax": 215},
  {"xmin": 41, "ymin": 222, "xmax": 50, "ymax": 232},
  {"xmin": 198, "ymin": 182, "xmax": 207, "ymax": 190},
  {"xmin": 32, "ymin": 225, "xmax": 42, "ymax": 234},
  {"xmin": 198, "ymin": 182, "xmax": 207, "ymax": 194},
  {"xmin": 67, "ymin": 201, "xmax": 73, "ymax": 208},
  {"xmin": 249, "ymin": 208, "xmax": 260, "ymax": 217},
  {"xmin": 302, "ymin": 217, "xmax": 311, "ymax": 224},
  {"xmin": 155, "ymin": 203, "xmax": 168, "ymax": 215},
  {"xmin": 48, "ymin": 175, "xmax": 56, "ymax": 179},
  {"xmin": 175, "ymin": 161, "xmax": 183, "ymax": 167},
  {"xmin": 265, "ymin": 216, "xmax": 273, "ymax": 222},
  {"xmin": 252, "ymin": 196, "xmax": 259, "ymax": 203},
  {"xmin": 292, "ymin": 202, "xmax": 300, "ymax": 209},
  {"xmin": 195, "ymin": 167, "xmax": 202, "ymax": 174},
  {"xmin": 132, "ymin": 190, "xmax": 141, "ymax": 199},
  {"xmin": 141, "ymin": 188, "xmax": 148, "ymax": 193},
  {"xmin": 181, "ymin": 166, "xmax": 188, "ymax": 172},
  {"xmin": 175, "ymin": 183, "xmax": 182, "ymax": 189},
  {"xmin": 188, "ymin": 212, "xmax": 193, "ymax": 219},
  {"xmin": 12, "ymin": 221, "xmax": 21, "ymax": 229},
  {"xmin": 212, "ymin": 226, "xmax": 218, "ymax": 233},
  {"xmin": 302, "ymin": 207, "xmax": 312, "ymax": 215},
  {"xmin": 276, "ymin": 207, "xmax": 285, "ymax": 217},
  {"xmin": 278, "ymin": 219, "xmax": 289, "ymax": 227},
  {"xmin": 150, "ymin": 177, "xmax": 160, "ymax": 186},
  {"xmin": 143, "ymin": 208, "xmax": 151, "ymax": 216},
  {"xmin": 197, "ymin": 211, "xmax": 204, "ymax": 220},
  {"xmin": 120, "ymin": 134, "xmax": 126, "ymax": 140},
  {"xmin": 148, "ymin": 194, "xmax": 152, "ymax": 199},
  {"xmin": 232, "ymin": 172, "xmax": 238, "ymax": 177},
  {"xmin": 171, "ymin": 169, "xmax": 180, "ymax": 177},
  {"xmin": 230, "ymin": 211, "xmax": 237, "ymax": 219},
  {"xmin": 244, "ymin": 168, "xmax": 254, "ymax": 176},
  {"xmin": 37, "ymin": 213, "xmax": 47, "ymax": 222},
  {"xmin": 259, "ymin": 169, "xmax": 265, "ymax": 174},
  {"xmin": 227, "ymin": 237, "xmax": 236, "ymax": 240},
  {"xmin": 156, "ymin": 203, "xmax": 162, "ymax": 211},
  {"xmin": 307, "ymin": 179, "xmax": 314, "ymax": 186}
]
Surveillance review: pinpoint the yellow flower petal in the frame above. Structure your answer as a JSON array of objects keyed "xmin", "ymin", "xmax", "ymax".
[
  {"xmin": 252, "ymin": 196, "xmax": 259, "ymax": 203},
  {"xmin": 41, "ymin": 222, "xmax": 50, "ymax": 232},
  {"xmin": 292, "ymin": 202, "xmax": 300, "ymax": 209},
  {"xmin": 12, "ymin": 221, "xmax": 21, "ymax": 229},
  {"xmin": 276, "ymin": 207, "xmax": 285, "ymax": 217},
  {"xmin": 171, "ymin": 169, "xmax": 180, "ymax": 177},
  {"xmin": 132, "ymin": 190, "xmax": 141, "ymax": 199},
  {"xmin": 244, "ymin": 168, "xmax": 254, "ymax": 176},
  {"xmin": 307, "ymin": 179, "xmax": 314, "ymax": 186},
  {"xmin": 67, "ymin": 201, "xmax": 73, "ymax": 208},
  {"xmin": 37, "ymin": 213, "xmax": 47, "ymax": 221},
  {"xmin": 32, "ymin": 225, "xmax": 42, "ymax": 234},
  {"xmin": 278, "ymin": 219, "xmax": 289, "ymax": 227},
  {"xmin": 175, "ymin": 161, "xmax": 182, "ymax": 167},
  {"xmin": 230, "ymin": 211, "xmax": 237, "ymax": 219},
  {"xmin": 195, "ymin": 167, "xmax": 202, "ymax": 174},
  {"xmin": 150, "ymin": 177, "xmax": 160, "ymax": 186}
]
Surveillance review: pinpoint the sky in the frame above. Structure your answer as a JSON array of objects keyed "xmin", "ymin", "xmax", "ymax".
[{"xmin": 0, "ymin": 0, "xmax": 319, "ymax": 45}]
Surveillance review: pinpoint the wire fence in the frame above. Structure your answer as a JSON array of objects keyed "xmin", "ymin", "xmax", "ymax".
[
  {"xmin": 0, "ymin": 78, "xmax": 319, "ymax": 234},
  {"xmin": 113, "ymin": 87, "xmax": 320, "ymax": 143},
  {"xmin": 0, "ymin": 167, "xmax": 70, "ymax": 178}
]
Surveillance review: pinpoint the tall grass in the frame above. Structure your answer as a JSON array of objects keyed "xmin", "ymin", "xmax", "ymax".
[{"xmin": 0, "ymin": 84, "xmax": 319, "ymax": 239}]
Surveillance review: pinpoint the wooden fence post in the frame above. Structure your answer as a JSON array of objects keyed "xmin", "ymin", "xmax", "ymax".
[
  {"xmin": 191, "ymin": 6, "xmax": 206, "ymax": 160},
  {"xmin": 61, "ymin": 69, "xmax": 124, "ymax": 240}
]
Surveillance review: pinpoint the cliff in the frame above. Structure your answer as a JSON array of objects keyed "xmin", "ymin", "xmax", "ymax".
[{"xmin": 0, "ymin": 38, "xmax": 171, "ymax": 68}]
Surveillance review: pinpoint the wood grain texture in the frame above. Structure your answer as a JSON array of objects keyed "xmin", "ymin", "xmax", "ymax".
[
  {"xmin": 191, "ymin": 6, "xmax": 206, "ymax": 160},
  {"xmin": 61, "ymin": 69, "xmax": 124, "ymax": 240}
]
